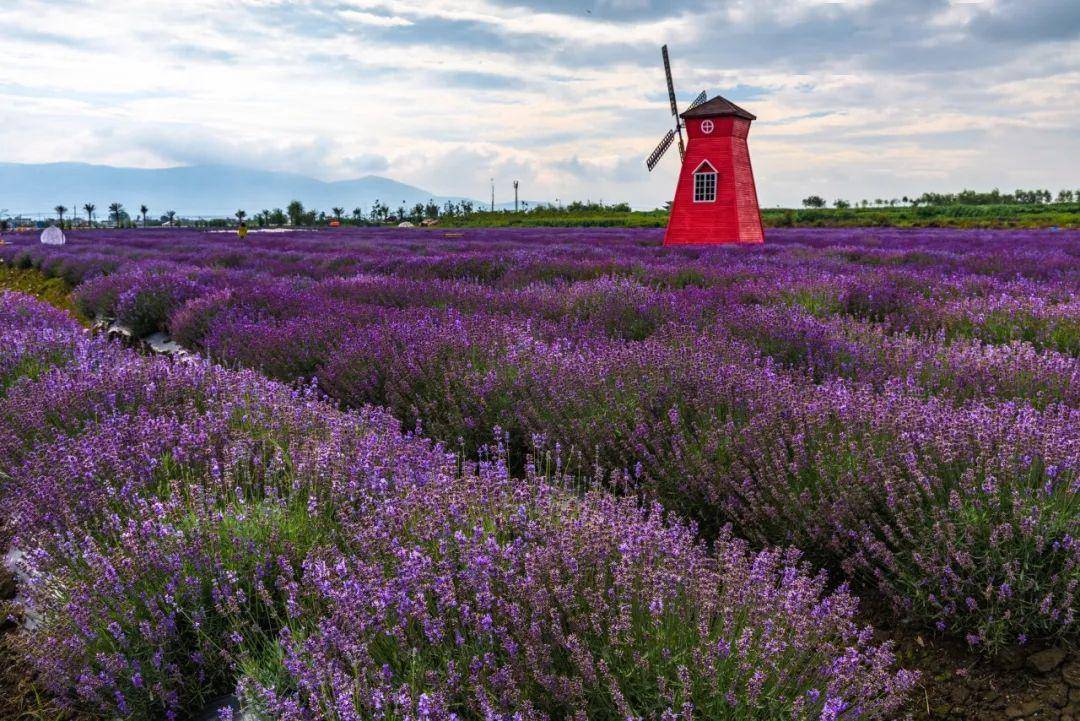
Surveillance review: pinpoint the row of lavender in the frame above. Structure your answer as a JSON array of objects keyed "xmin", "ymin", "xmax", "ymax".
[
  {"xmin": 3, "ymin": 227, "xmax": 1078, "ymax": 653},
  {"xmin": 0, "ymin": 291, "xmax": 915, "ymax": 720},
  {"xmin": 86, "ymin": 266, "xmax": 1080, "ymax": 405},
  {"xmin": 9, "ymin": 227, "xmax": 1078, "ymax": 361},
  {"xmin": 7, "ymin": 227, "xmax": 1080, "ymax": 287}
]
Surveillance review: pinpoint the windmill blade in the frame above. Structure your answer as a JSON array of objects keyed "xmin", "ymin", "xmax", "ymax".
[
  {"xmin": 646, "ymin": 129, "xmax": 675, "ymax": 172},
  {"xmin": 687, "ymin": 90, "xmax": 707, "ymax": 111},
  {"xmin": 661, "ymin": 45, "xmax": 686, "ymax": 160},
  {"xmin": 662, "ymin": 45, "xmax": 679, "ymax": 118}
]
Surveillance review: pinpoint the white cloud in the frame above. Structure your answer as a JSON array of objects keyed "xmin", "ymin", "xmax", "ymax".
[
  {"xmin": 339, "ymin": 9, "xmax": 414, "ymax": 27},
  {"xmin": 338, "ymin": 0, "xmax": 701, "ymax": 44},
  {"xmin": 0, "ymin": 0, "xmax": 1076, "ymax": 209}
]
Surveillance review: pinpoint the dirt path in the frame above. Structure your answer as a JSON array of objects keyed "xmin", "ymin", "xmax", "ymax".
[{"xmin": 885, "ymin": 622, "xmax": 1079, "ymax": 720}]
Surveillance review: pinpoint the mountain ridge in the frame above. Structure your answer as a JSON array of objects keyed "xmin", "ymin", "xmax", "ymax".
[{"xmin": 0, "ymin": 161, "xmax": 507, "ymax": 217}]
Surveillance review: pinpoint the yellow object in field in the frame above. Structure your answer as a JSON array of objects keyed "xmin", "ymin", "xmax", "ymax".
[{"xmin": 238, "ymin": 224, "xmax": 248, "ymax": 239}]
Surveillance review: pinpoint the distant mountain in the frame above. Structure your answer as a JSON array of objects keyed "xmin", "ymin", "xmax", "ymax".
[{"xmin": 0, "ymin": 162, "xmax": 494, "ymax": 218}]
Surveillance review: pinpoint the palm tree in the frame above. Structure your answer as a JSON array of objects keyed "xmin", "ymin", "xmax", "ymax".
[
  {"xmin": 83, "ymin": 203, "xmax": 95, "ymax": 226},
  {"xmin": 165, "ymin": 210, "xmax": 176, "ymax": 225},
  {"xmin": 235, "ymin": 209, "xmax": 247, "ymax": 223},
  {"xmin": 109, "ymin": 202, "xmax": 124, "ymax": 228},
  {"xmin": 54, "ymin": 205, "xmax": 68, "ymax": 224},
  {"xmin": 140, "ymin": 204, "xmax": 149, "ymax": 227},
  {"xmin": 286, "ymin": 200, "xmax": 304, "ymax": 226},
  {"xmin": 331, "ymin": 207, "xmax": 344, "ymax": 221},
  {"xmin": 352, "ymin": 207, "xmax": 362, "ymax": 222}
]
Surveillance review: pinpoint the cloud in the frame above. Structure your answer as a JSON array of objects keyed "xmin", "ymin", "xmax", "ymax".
[
  {"xmin": 439, "ymin": 70, "xmax": 523, "ymax": 90},
  {"xmin": 342, "ymin": 152, "xmax": 391, "ymax": 174},
  {"xmin": 555, "ymin": 154, "xmax": 648, "ymax": 184},
  {"xmin": 166, "ymin": 43, "xmax": 239, "ymax": 64},
  {"xmin": 968, "ymin": 0, "xmax": 1080, "ymax": 42},
  {"xmin": 0, "ymin": 0, "xmax": 1076, "ymax": 208},
  {"xmin": 337, "ymin": 0, "xmax": 701, "ymax": 45},
  {"xmin": 339, "ymin": 9, "xmax": 414, "ymax": 27}
]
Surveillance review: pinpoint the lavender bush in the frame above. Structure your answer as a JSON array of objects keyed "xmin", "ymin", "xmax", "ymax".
[
  {"xmin": 0, "ymin": 291, "xmax": 915, "ymax": 720},
  {"xmin": 3, "ymin": 226, "xmax": 1079, "ymax": 655}
]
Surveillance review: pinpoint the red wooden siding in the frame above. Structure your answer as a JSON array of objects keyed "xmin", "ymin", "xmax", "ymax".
[{"xmin": 664, "ymin": 112, "xmax": 764, "ymax": 246}]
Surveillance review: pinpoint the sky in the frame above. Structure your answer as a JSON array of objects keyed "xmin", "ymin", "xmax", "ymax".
[{"xmin": 1, "ymin": 0, "xmax": 1077, "ymax": 209}]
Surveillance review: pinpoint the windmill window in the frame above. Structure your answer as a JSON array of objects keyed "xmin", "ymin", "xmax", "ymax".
[{"xmin": 693, "ymin": 161, "xmax": 717, "ymax": 202}]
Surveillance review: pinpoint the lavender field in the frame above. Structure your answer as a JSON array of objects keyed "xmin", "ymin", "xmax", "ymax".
[{"xmin": 1, "ymin": 226, "xmax": 1078, "ymax": 720}]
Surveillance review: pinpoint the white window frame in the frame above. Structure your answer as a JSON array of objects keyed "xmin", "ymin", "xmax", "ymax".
[{"xmin": 692, "ymin": 161, "xmax": 717, "ymax": 203}]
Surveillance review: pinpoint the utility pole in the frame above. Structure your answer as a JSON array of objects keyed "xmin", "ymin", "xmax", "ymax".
[
  {"xmin": 513, "ymin": 180, "xmax": 519, "ymax": 212},
  {"xmin": 490, "ymin": 178, "xmax": 495, "ymax": 212}
]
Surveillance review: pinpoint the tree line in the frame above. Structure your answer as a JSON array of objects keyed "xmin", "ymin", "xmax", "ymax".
[
  {"xmin": 802, "ymin": 188, "xmax": 1079, "ymax": 209},
  {"xmin": 17, "ymin": 189, "xmax": 1076, "ymax": 231},
  {"xmin": 252, "ymin": 198, "xmax": 480, "ymax": 227},
  {"xmin": 31, "ymin": 198, "xmax": 489, "ymax": 229},
  {"xmin": 30, "ymin": 198, "xmax": 635, "ymax": 229},
  {"xmin": 34, "ymin": 202, "xmax": 172, "ymax": 229}
]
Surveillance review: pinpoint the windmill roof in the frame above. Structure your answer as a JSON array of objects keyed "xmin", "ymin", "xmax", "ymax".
[{"xmin": 680, "ymin": 95, "xmax": 756, "ymax": 121}]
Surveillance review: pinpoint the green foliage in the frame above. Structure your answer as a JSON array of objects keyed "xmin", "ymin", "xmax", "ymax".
[
  {"xmin": 439, "ymin": 202, "xmax": 1079, "ymax": 229},
  {"xmin": 0, "ymin": 264, "xmax": 84, "ymax": 321},
  {"xmin": 762, "ymin": 203, "xmax": 1080, "ymax": 229},
  {"xmin": 442, "ymin": 203, "xmax": 668, "ymax": 228},
  {"xmin": 944, "ymin": 309, "xmax": 1080, "ymax": 356}
]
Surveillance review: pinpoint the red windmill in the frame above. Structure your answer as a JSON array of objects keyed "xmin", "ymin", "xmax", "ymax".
[{"xmin": 646, "ymin": 46, "xmax": 764, "ymax": 246}]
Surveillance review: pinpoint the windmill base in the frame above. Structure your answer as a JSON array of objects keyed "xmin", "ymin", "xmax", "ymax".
[
  {"xmin": 662, "ymin": 227, "xmax": 764, "ymax": 246},
  {"xmin": 663, "ymin": 209, "xmax": 765, "ymax": 245}
]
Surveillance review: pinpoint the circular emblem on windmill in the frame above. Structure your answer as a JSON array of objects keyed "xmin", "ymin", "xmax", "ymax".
[{"xmin": 701, "ymin": 119, "xmax": 714, "ymax": 134}]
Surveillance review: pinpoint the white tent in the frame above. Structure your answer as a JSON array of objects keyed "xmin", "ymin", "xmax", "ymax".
[
  {"xmin": 397, "ymin": 221, "xmax": 415, "ymax": 228},
  {"xmin": 40, "ymin": 225, "xmax": 66, "ymax": 245}
]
